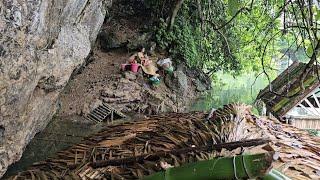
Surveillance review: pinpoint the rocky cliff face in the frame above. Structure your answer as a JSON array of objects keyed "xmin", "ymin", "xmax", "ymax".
[{"xmin": 0, "ymin": 0, "xmax": 111, "ymax": 177}]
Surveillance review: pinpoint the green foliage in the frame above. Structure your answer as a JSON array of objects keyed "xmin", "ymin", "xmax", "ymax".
[
  {"xmin": 228, "ymin": 0, "xmax": 241, "ymax": 16},
  {"xmin": 154, "ymin": 0, "xmax": 242, "ymax": 74},
  {"xmin": 155, "ymin": 19, "xmax": 173, "ymax": 49},
  {"xmin": 150, "ymin": 0, "xmax": 316, "ymax": 77},
  {"xmin": 150, "ymin": 0, "xmax": 317, "ymax": 112},
  {"xmin": 155, "ymin": 19, "xmax": 199, "ymax": 67},
  {"xmin": 144, "ymin": 0, "xmax": 174, "ymax": 19}
]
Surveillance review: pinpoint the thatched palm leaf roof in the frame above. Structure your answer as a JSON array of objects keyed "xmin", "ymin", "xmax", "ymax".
[{"xmin": 7, "ymin": 104, "xmax": 320, "ymax": 180}]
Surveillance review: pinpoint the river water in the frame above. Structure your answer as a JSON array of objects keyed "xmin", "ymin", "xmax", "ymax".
[{"xmin": 3, "ymin": 116, "xmax": 104, "ymax": 177}]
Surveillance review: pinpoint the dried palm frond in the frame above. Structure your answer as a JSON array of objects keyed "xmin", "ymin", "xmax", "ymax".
[
  {"xmin": 208, "ymin": 103, "xmax": 259, "ymax": 143},
  {"xmin": 6, "ymin": 104, "xmax": 320, "ymax": 180}
]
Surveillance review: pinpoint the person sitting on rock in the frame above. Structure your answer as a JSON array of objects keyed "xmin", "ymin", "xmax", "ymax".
[
  {"xmin": 125, "ymin": 47, "xmax": 160, "ymax": 81},
  {"xmin": 136, "ymin": 47, "xmax": 160, "ymax": 82},
  {"xmin": 124, "ymin": 47, "xmax": 146, "ymax": 70},
  {"xmin": 127, "ymin": 46, "xmax": 147, "ymax": 64},
  {"xmin": 128, "ymin": 53, "xmax": 138, "ymax": 64}
]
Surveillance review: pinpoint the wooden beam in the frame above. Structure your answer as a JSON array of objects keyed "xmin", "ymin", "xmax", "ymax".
[
  {"xmin": 299, "ymin": 103, "xmax": 318, "ymax": 116},
  {"xmin": 304, "ymin": 98, "xmax": 320, "ymax": 115},
  {"xmin": 312, "ymin": 89, "xmax": 320, "ymax": 108}
]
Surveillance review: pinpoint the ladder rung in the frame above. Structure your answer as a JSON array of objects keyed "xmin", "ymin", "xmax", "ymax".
[
  {"xmin": 89, "ymin": 113, "xmax": 103, "ymax": 122},
  {"xmin": 87, "ymin": 114, "xmax": 102, "ymax": 122},
  {"xmin": 92, "ymin": 109, "xmax": 106, "ymax": 117}
]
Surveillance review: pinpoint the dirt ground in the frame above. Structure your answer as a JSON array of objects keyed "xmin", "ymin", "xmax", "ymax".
[
  {"xmin": 56, "ymin": 0, "xmax": 207, "ymax": 122},
  {"xmin": 57, "ymin": 48, "xmax": 188, "ymax": 122},
  {"xmin": 58, "ymin": 49, "xmax": 126, "ymax": 118}
]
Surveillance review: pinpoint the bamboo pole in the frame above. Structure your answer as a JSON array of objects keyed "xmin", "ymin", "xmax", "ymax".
[
  {"xmin": 263, "ymin": 169, "xmax": 291, "ymax": 180},
  {"xmin": 142, "ymin": 153, "xmax": 274, "ymax": 180}
]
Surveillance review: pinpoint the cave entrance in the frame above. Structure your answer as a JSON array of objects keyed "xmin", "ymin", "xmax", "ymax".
[
  {"xmin": 57, "ymin": 0, "xmax": 157, "ymax": 122},
  {"xmin": 4, "ymin": 0, "xmax": 154, "ymax": 176}
]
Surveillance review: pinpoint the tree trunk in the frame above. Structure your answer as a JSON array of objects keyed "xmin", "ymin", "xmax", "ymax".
[{"xmin": 167, "ymin": 0, "xmax": 185, "ymax": 31}]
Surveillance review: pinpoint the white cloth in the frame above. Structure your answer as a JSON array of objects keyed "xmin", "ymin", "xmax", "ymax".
[{"xmin": 157, "ymin": 58, "xmax": 172, "ymax": 66}]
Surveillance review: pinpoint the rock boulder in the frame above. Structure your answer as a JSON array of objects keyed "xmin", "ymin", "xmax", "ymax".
[{"xmin": 0, "ymin": 0, "xmax": 111, "ymax": 177}]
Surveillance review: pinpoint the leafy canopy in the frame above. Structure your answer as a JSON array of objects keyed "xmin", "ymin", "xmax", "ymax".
[{"xmin": 147, "ymin": 0, "xmax": 319, "ymax": 81}]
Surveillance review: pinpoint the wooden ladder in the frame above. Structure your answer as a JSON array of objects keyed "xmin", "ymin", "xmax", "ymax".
[{"xmin": 86, "ymin": 103, "xmax": 126, "ymax": 123}]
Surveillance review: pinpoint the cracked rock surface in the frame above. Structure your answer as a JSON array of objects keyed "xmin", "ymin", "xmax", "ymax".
[{"xmin": 0, "ymin": 0, "xmax": 111, "ymax": 177}]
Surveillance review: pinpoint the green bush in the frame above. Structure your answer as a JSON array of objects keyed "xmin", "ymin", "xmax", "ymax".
[{"xmin": 154, "ymin": 0, "xmax": 240, "ymax": 73}]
